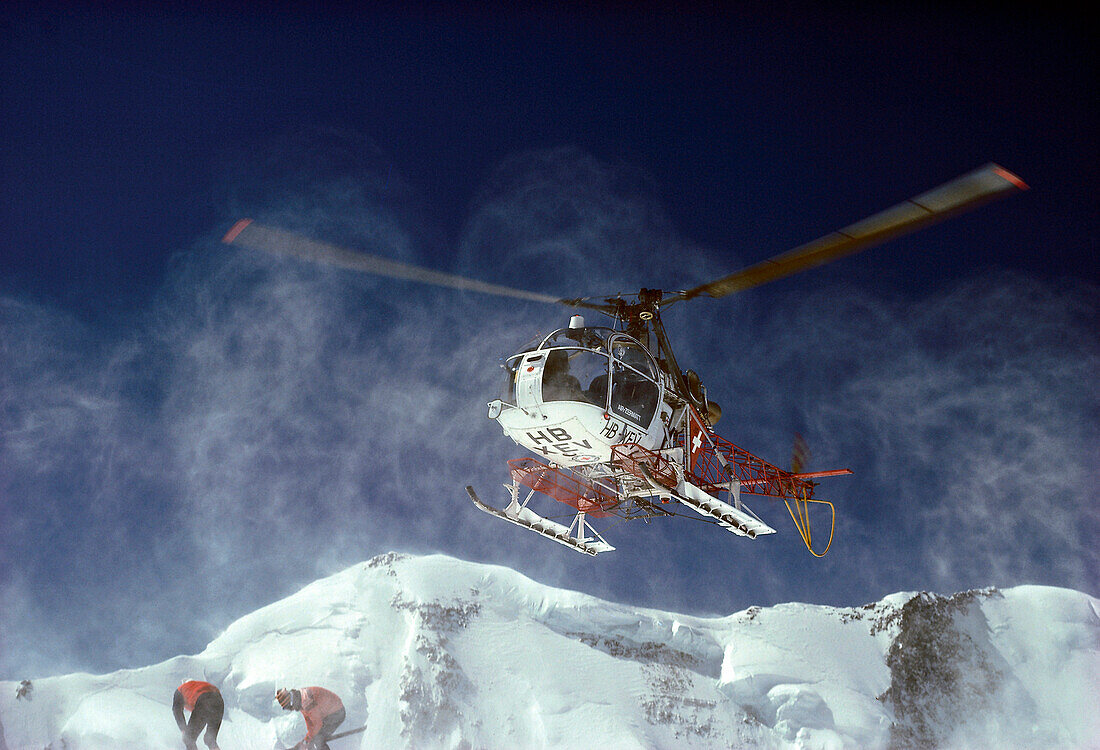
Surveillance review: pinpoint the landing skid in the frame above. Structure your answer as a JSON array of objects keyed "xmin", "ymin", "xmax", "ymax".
[
  {"xmin": 671, "ymin": 480, "xmax": 776, "ymax": 538},
  {"xmin": 466, "ymin": 485, "xmax": 615, "ymax": 556}
]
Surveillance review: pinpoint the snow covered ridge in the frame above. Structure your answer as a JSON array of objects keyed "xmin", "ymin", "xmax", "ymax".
[{"xmin": 2, "ymin": 553, "xmax": 1097, "ymax": 750}]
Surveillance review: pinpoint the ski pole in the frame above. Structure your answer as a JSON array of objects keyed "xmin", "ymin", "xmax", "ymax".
[
  {"xmin": 328, "ymin": 724, "xmax": 368, "ymax": 741},
  {"xmin": 272, "ymin": 724, "xmax": 367, "ymax": 748}
]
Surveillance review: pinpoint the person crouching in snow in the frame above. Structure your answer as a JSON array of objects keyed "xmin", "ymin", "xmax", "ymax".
[
  {"xmin": 276, "ymin": 686, "xmax": 346, "ymax": 750},
  {"xmin": 172, "ymin": 680, "xmax": 223, "ymax": 750}
]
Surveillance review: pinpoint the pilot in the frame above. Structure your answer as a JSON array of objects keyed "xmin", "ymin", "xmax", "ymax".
[{"xmin": 542, "ymin": 349, "xmax": 583, "ymax": 402}]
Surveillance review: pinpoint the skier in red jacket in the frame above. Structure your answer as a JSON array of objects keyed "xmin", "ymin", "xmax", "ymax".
[
  {"xmin": 276, "ymin": 686, "xmax": 346, "ymax": 750},
  {"xmin": 172, "ymin": 680, "xmax": 223, "ymax": 750}
]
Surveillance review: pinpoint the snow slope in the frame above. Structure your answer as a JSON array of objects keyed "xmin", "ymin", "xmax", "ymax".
[{"xmin": 1, "ymin": 552, "xmax": 1097, "ymax": 749}]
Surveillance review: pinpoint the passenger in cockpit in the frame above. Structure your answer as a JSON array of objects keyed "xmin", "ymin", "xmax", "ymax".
[{"xmin": 585, "ymin": 372, "xmax": 608, "ymax": 407}]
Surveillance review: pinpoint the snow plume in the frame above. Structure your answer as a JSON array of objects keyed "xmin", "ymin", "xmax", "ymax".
[
  {"xmin": 881, "ymin": 585, "xmax": 1098, "ymax": 749},
  {"xmin": 0, "ymin": 134, "xmax": 714, "ymax": 678},
  {"xmin": 735, "ymin": 272, "xmax": 1099, "ymax": 598},
  {"xmin": 1, "ymin": 126, "xmax": 506, "ymax": 676},
  {"xmin": 457, "ymin": 146, "xmax": 712, "ymax": 295},
  {"xmin": 2, "ymin": 129, "xmax": 1095, "ymax": 680},
  {"xmin": 0, "ymin": 297, "xmax": 184, "ymax": 675},
  {"xmin": 883, "ymin": 589, "xmax": 1036, "ymax": 748}
]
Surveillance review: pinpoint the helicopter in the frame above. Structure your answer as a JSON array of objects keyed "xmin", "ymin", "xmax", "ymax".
[{"xmin": 223, "ymin": 163, "xmax": 1026, "ymax": 557}]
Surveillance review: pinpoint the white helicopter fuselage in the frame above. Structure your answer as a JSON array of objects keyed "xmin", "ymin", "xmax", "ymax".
[{"xmin": 488, "ymin": 324, "xmax": 673, "ymax": 467}]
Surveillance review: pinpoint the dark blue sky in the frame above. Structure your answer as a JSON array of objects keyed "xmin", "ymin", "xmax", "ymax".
[{"xmin": 2, "ymin": 4, "xmax": 1096, "ymax": 678}]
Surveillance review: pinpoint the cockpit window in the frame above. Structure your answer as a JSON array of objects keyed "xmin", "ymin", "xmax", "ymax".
[
  {"xmin": 499, "ymin": 357, "xmax": 516, "ymax": 405},
  {"xmin": 542, "ymin": 348, "xmax": 610, "ymax": 406},
  {"xmin": 608, "ymin": 335, "xmax": 660, "ymax": 427},
  {"xmin": 609, "ymin": 337, "xmax": 657, "ymax": 379},
  {"xmin": 542, "ymin": 349, "xmax": 582, "ymax": 402},
  {"xmin": 502, "ymin": 328, "xmax": 660, "ymax": 423}
]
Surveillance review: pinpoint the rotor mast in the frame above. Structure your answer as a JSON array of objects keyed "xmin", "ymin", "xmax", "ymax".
[{"xmin": 562, "ymin": 288, "xmax": 696, "ymax": 405}]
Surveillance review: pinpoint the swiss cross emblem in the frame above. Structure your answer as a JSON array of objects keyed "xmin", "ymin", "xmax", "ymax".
[{"xmin": 688, "ymin": 409, "xmax": 707, "ymax": 471}]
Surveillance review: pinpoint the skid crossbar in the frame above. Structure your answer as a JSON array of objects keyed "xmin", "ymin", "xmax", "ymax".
[{"xmin": 507, "ymin": 457, "xmax": 621, "ymax": 518}]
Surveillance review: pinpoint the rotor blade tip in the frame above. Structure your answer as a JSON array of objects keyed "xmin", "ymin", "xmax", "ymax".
[
  {"xmin": 992, "ymin": 165, "xmax": 1028, "ymax": 191},
  {"xmin": 222, "ymin": 219, "xmax": 253, "ymax": 244}
]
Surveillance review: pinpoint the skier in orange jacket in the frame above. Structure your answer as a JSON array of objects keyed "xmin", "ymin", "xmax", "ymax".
[
  {"xmin": 172, "ymin": 680, "xmax": 223, "ymax": 750},
  {"xmin": 276, "ymin": 686, "xmax": 346, "ymax": 750}
]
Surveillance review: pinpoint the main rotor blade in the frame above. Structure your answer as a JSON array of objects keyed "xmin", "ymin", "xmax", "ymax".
[
  {"xmin": 222, "ymin": 219, "xmax": 562, "ymax": 305},
  {"xmin": 667, "ymin": 163, "xmax": 1027, "ymax": 304}
]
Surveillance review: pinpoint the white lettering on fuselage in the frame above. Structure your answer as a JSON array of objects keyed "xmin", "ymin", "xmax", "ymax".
[{"xmin": 614, "ymin": 404, "xmax": 642, "ymax": 421}]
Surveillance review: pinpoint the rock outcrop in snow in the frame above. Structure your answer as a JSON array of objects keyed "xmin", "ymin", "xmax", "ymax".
[{"xmin": 1, "ymin": 552, "xmax": 1096, "ymax": 749}]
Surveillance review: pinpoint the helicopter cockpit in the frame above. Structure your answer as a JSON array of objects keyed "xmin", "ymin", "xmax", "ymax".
[
  {"xmin": 504, "ymin": 325, "xmax": 661, "ymax": 424},
  {"xmin": 491, "ymin": 319, "xmax": 669, "ymax": 466}
]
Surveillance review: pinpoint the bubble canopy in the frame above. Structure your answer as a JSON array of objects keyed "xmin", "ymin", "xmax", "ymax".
[{"xmin": 501, "ymin": 326, "xmax": 662, "ymax": 428}]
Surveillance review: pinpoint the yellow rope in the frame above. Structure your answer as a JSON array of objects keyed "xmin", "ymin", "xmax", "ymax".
[{"xmin": 783, "ymin": 489, "xmax": 835, "ymax": 557}]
